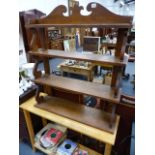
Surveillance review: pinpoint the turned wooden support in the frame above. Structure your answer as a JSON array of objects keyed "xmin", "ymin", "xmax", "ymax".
[
  {"xmin": 35, "ymin": 85, "xmax": 44, "ymax": 103},
  {"xmin": 111, "ymin": 66, "xmax": 122, "ymax": 96},
  {"xmin": 43, "ymin": 57, "xmax": 52, "ymax": 95},
  {"xmin": 37, "ymin": 27, "xmax": 48, "ymax": 50},
  {"xmin": 109, "ymin": 104, "xmax": 117, "ymax": 128},
  {"xmin": 115, "ymin": 28, "xmax": 128, "ymax": 60},
  {"xmin": 43, "ymin": 58, "xmax": 50, "ymax": 74},
  {"xmin": 29, "ymin": 28, "xmax": 38, "ymax": 51}
]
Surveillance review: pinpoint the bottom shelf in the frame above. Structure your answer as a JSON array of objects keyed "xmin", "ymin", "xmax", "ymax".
[
  {"xmin": 34, "ymin": 142, "xmax": 102, "ymax": 155},
  {"xmin": 35, "ymin": 96, "xmax": 117, "ymax": 133}
]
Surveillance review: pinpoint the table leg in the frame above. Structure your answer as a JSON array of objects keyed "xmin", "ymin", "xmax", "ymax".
[
  {"xmin": 23, "ymin": 110, "xmax": 36, "ymax": 151},
  {"xmin": 104, "ymin": 143, "xmax": 112, "ymax": 155},
  {"xmin": 110, "ymin": 104, "xmax": 117, "ymax": 128}
]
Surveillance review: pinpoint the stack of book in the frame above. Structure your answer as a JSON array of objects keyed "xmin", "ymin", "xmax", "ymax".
[
  {"xmin": 35, "ymin": 124, "xmax": 89, "ymax": 154},
  {"xmin": 57, "ymin": 139, "xmax": 88, "ymax": 155},
  {"xmin": 57, "ymin": 139, "xmax": 77, "ymax": 155},
  {"xmin": 34, "ymin": 123, "xmax": 67, "ymax": 154},
  {"xmin": 73, "ymin": 148, "xmax": 88, "ymax": 155}
]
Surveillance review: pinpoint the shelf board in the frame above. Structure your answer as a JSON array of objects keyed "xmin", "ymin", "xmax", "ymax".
[
  {"xmin": 34, "ymin": 141, "xmax": 102, "ymax": 155},
  {"xmin": 34, "ymin": 74, "xmax": 121, "ymax": 104},
  {"xmin": 29, "ymin": 50, "xmax": 128, "ymax": 67},
  {"xmin": 26, "ymin": 23, "xmax": 132, "ymax": 28},
  {"xmin": 35, "ymin": 96, "xmax": 117, "ymax": 133},
  {"xmin": 20, "ymin": 94, "xmax": 120, "ymax": 145}
]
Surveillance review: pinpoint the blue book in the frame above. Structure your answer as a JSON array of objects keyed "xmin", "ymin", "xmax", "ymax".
[{"xmin": 57, "ymin": 139, "xmax": 77, "ymax": 155}]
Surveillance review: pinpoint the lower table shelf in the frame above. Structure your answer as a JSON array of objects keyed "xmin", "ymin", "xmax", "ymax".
[
  {"xmin": 20, "ymin": 93, "xmax": 120, "ymax": 155},
  {"xmin": 34, "ymin": 142, "xmax": 102, "ymax": 155}
]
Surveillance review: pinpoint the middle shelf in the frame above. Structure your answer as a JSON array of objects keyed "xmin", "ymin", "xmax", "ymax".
[
  {"xmin": 29, "ymin": 50, "xmax": 128, "ymax": 67},
  {"xmin": 34, "ymin": 74, "xmax": 121, "ymax": 104}
]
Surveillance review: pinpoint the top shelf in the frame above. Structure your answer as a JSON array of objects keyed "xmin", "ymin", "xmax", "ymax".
[
  {"xmin": 25, "ymin": 2, "xmax": 133, "ymax": 29},
  {"xmin": 26, "ymin": 23, "xmax": 132, "ymax": 28},
  {"xmin": 29, "ymin": 50, "xmax": 128, "ymax": 67},
  {"xmin": 33, "ymin": 74, "xmax": 121, "ymax": 104}
]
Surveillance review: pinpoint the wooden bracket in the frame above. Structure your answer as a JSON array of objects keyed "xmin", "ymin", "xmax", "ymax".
[
  {"xmin": 35, "ymin": 85, "xmax": 44, "ymax": 104},
  {"xmin": 33, "ymin": 60, "xmax": 43, "ymax": 79}
]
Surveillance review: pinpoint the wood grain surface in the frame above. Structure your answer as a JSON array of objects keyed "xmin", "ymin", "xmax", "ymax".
[
  {"xmin": 29, "ymin": 50, "xmax": 128, "ymax": 67},
  {"xmin": 33, "ymin": 74, "xmax": 121, "ymax": 103},
  {"xmin": 20, "ymin": 94, "xmax": 120, "ymax": 145},
  {"xmin": 35, "ymin": 96, "xmax": 117, "ymax": 133},
  {"xmin": 25, "ymin": 3, "xmax": 132, "ymax": 28}
]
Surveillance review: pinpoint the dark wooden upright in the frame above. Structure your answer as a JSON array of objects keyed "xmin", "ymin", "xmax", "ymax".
[{"xmin": 19, "ymin": 9, "xmax": 46, "ymax": 52}]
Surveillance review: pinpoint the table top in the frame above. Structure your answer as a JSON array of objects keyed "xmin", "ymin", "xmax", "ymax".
[
  {"xmin": 20, "ymin": 94, "xmax": 120, "ymax": 145},
  {"xmin": 58, "ymin": 61, "xmax": 94, "ymax": 71}
]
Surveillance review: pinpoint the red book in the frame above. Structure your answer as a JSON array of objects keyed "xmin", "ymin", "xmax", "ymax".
[{"xmin": 45, "ymin": 128, "xmax": 63, "ymax": 145}]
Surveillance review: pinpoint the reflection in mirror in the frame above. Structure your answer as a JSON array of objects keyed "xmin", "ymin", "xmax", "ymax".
[
  {"xmin": 46, "ymin": 25, "xmax": 120, "ymax": 83},
  {"xmin": 47, "ymin": 26, "xmax": 118, "ymax": 56}
]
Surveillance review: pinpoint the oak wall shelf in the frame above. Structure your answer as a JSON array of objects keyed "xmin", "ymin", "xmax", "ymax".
[{"xmin": 23, "ymin": 2, "xmax": 133, "ymax": 155}]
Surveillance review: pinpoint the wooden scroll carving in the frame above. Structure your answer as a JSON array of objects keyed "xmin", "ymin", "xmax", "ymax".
[
  {"xmin": 35, "ymin": 85, "xmax": 44, "ymax": 103},
  {"xmin": 27, "ymin": 2, "xmax": 133, "ymax": 28},
  {"xmin": 33, "ymin": 60, "xmax": 42, "ymax": 79}
]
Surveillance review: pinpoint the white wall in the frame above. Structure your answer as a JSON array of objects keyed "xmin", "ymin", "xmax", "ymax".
[
  {"xmin": 19, "ymin": 0, "xmax": 68, "ymax": 15},
  {"xmin": 19, "ymin": 0, "xmax": 134, "ymax": 16},
  {"xmin": 77, "ymin": 0, "xmax": 134, "ymax": 16}
]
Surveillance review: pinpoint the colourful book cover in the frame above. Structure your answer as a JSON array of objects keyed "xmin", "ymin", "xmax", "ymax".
[
  {"xmin": 40, "ymin": 128, "xmax": 63, "ymax": 148},
  {"xmin": 57, "ymin": 139, "xmax": 78, "ymax": 155},
  {"xmin": 45, "ymin": 128, "xmax": 63, "ymax": 145},
  {"xmin": 73, "ymin": 148, "xmax": 88, "ymax": 155}
]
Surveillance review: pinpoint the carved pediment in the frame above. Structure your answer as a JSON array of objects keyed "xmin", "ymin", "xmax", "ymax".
[{"xmin": 28, "ymin": 2, "xmax": 133, "ymax": 28}]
